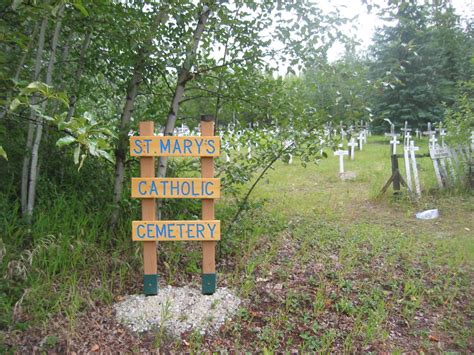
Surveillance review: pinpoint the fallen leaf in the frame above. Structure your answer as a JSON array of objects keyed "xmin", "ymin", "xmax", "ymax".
[
  {"xmin": 429, "ymin": 334, "xmax": 439, "ymax": 342},
  {"xmin": 91, "ymin": 344, "xmax": 100, "ymax": 352}
]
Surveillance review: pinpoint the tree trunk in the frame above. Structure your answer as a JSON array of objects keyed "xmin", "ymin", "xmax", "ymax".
[
  {"xmin": 26, "ymin": 6, "xmax": 64, "ymax": 220},
  {"xmin": 66, "ymin": 31, "xmax": 92, "ymax": 121},
  {"xmin": 110, "ymin": 56, "xmax": 145, "ymax": 228},
  {"xmin": 157, "ymin": 5, "xmax": 212, "ymax": 181},
  {"xmin": 0, "ymin": 23, "xmax": 40, "ymax": 120},
  {"xmin": 109, "ymin": 9, "xmax": 169, "ymax": 228},
  {"xmin": 21, "ymin": 18, "xmax": 48, "ymax": 218}
]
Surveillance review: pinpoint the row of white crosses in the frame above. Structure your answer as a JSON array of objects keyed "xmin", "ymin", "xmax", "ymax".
[{"xmin": 333, "ymin": 120, "xmax": 372, "ymax": 175}]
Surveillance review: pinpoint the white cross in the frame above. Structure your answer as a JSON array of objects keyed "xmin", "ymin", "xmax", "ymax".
[
  {"xmin": 415, "ymin": 128, "xmax": 420, "ymax": 138},
  {"xmin": 440, "ymin": 128, "xmax": 447, "ymax": 147},
  {"xmin": 409, "ymin": 140, "xmax": 420, "ymax": 153},
  {"xmin": 471, "ymin": 131, "xmax": 474, "ymax": 150},
  {"xmin": 424, "ymin": 122, "xmax": 434, "ymax": 136},
  {"xmin": 357, "ymin": 134, "xmax": 364, "ymax": 150},
  {"xmin": 348, "ymin": 138, "xmax": 357, "ymax": 160},
  {"xmin": 429, "ymin": 135, "xmax": 438, "ymax": 149},
  {"xmin": 334, "ymin": 149, "xmax": 349, "ymax": 173},
  {"xmin": 409, "ymin": 141, "xmax": 421, "ymax": 196},
  {"xmin": 390, "ymin": 136, "xmax": 400, "ymax": 155},
  {"xmin": 404, "ymin": 131, "xmax": 411, "ymax": 146},
  {"xmin": 340, "ymin": 128, "xmax": 346, "ymax": 140}
]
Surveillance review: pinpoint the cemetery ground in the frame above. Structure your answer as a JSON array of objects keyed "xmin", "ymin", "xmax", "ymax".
[{"xmin": 1, "ymin": 136, "xmax": 473, "ymax": 353}]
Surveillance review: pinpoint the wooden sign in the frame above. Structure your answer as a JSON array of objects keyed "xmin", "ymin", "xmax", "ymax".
[
  {"xmin": 131, "ymin": 178, "xmax": 220, "ymax": 199},
  {"xmin": 132, "ymin": 220, "xmax": 220, "ymax": 241},
  {"xmin": 130, "ymin": 136, "xmax": 220, "ymax": 157},
  {"xmin": 130, "ymin": 116, "xmax": 220, "ymax": 296}
]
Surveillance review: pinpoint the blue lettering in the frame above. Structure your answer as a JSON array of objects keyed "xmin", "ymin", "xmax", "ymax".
[
  {"xmin": 159, "ymin": 139, "xmax": 171, "ymax": 154},
  {"xmin": 191, "ymin": 181, "xmax": 199, "ymax": 196},
  {"xmin": 160, "ymin": 181, "xmax": 168, "ymax": 195},
  {"xmin": 143, "ymin": 139, "xmax": 152, "ymax": 154},
  {"xmin": 206, "ymin": 139, "xmax": 216, "ymax": 154},
  {"xmin": 186, "ymin": 223, "xmax": 195, "ymax": 239},
  {"xmin": 167, "ymin": 223, "xmax": 175, "ymax": 239},
  {"xmin": 146, "ymin": 224, "xmax": 155, "ymax": 239},
  {"xmin": 149, "ymin": 181, "xmax": 158, "ymax": 196},
  {"xmin": 208, "ymin": 223, "xmax": 217, "ymax": 238},
  {"xmin": 176, "ymin": 223, "xmax": 185, "ymax": 239},
  {"xmin": 181, "ymin": 181, "xmax": 190, "ymax": 196},
  {"xmin": 173, "ymin": 139, "xmax": 182, "ymax": 154},
  {"xmin": 137, "ymin": 224, "xmax": 145, "ymax": 238},
  {"xmin": 138, "ymin": 181, "xmax": 147, "ymax": 196},
  {"xmin": 183, "ymin": 139, "xmax": 192, "ymax": 154},
  {"xmin": 196, "ymin": 224, "xmax": 205, "ymax": 239},
  {"xmin": 133, "ymin": 139, "xmax": 142, "ymax": 155},
  {"xmin": 195, "ymin": 138, "xmax": 203, "ymax": 154},
  {"xmin": 170, "ymin": 181, "xmax": 179, "ymax": 196},
  {"xmin": 155, "ymin": 224, "xmax": 166, "ymax": 238},
  {"xmin": 204, "ymin": 181, "xmax": 212, "ymax": 196}
]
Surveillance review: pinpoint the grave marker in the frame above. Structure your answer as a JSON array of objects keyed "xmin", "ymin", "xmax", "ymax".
[
  {"xmin": 348, "ymin": 138, "xmax": 357, "ymax": 160},
  {"xmin": 357, "ymin": 133, "xmax": 364, "ymax": 151},
  {"xmin": 390, "ymin": 136, "xmax": 400, "ymax": 155},
  {"xmin": 440, "ymin": 128, "xmax": 447, "ymax": 147},
  {"xmin": 423, "ymin": 122, "xmax": 435, "ymax": 137},
  {"xmin": 409, "ymin": 141, "xmax": 421, "ymax": 196},
  {"xmin": 404, "ymin": 131, "xmax": 411, "ymax": 147},
  {"xmin": 403, "ymin": 138, "xmax": 413, "ymax": 192},
  {"xmin": 334, "ymin": 149, "xmax": 349, "ymax": 174},
  {"xmin": 415, "ymin": 128, "xmax": 421, "ymax": 139}
]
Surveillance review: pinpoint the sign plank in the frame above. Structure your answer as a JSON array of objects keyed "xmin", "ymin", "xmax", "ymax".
[
  {"xmin": 132, "ymin": 220, "xmax": 220, "ymax": 241},
  {"xmin": 131, "ymin": 178, "xmax": 220, "ymax": 199},
  {"xmin": 429, "ymin": 146, "xmax": 450, "ymax": 159},
  {"xmin": 130, "ymin": 136, "xmax": 220, "ymax": 157}
]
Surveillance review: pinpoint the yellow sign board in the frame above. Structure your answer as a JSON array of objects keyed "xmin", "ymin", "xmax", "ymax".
[
  {"xmin": 132, "ymin": 220, "xmax": 220, "ymax": 241},
  {"xmin": 131, "ymin": 178, "xmax": 220, "ymax": 198},
  {"xmin": 130, "ymin": 136, "xmax": 220, "ymax": 157}
]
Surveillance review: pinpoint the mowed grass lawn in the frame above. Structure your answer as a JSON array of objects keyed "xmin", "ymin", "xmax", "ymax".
[{"xmin": 211, "ymin": 135, "xmax": 474, "ymax": 353}]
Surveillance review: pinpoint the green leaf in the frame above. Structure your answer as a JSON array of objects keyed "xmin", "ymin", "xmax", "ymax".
[
  {"xmin": 78, "ymin": 154, "xmax": 87, "ymax": 170},
  {"xmin": 10, "ymin": 98, "xmax": 22, "ymax": 111},
  {"xmin": 56, "ymin": 136, "xmax": 76, "ymax": 148},
  {"xmin": 11, "ymin": 0, "xmax": 23, "ymax": 10},
  {"xmin": 98, "ymin": 150, "xmax": 114, "ymax": 163},
  {"xmin": 0, "ymin": 146, "xmax": 7, "ymax": 160},
  {"xmin": 73, "ymin": 145, "xmax": 81, "ymax": 164},
  {"xmin": 73, "ymin": 1, "xmax": 89, "ymax": 16},
  {"xmin": 23, "ymin": 81, "xmax": 50, "ymax": 95}
]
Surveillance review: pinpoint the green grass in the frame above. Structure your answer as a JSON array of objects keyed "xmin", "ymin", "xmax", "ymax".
[
  {"xmin": 1, "ymin": 135, "xmax": 472, "ymax": 352},
  {"xmin": 216, "ymin": 135, "xmax": 473, "ymax": 352}
]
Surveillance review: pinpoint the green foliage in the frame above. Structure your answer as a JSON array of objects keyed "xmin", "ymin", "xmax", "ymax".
[
  {"xmin": 368, "ymin": 2, "xmax": 472, "ymax": 131},
  {"xmin": 444, "ymin": 79, "xmax": 474, "ymax": 145},
  {"xmin": 0, "ymin": 146, "xmax": 7, "ymax": 160}
]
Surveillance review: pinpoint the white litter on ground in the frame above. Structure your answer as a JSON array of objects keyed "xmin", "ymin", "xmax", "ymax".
[
  {"xmin": 114, "ymin": 285, "xmax": 241, "ymax": 337},
  {"xmin": 415, "ymin": 209, "xmax": 439, "ymax": 219}
]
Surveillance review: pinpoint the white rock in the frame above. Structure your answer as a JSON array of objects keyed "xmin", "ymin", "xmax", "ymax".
[{"xmin": 114, "ymin": 286, "xmax": 241, "ymax": 337}]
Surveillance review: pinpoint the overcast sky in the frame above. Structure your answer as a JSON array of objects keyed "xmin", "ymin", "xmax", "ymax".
[{"xmin": 323, "ymin": 0, "xmax": 474, "ymax": 61}]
